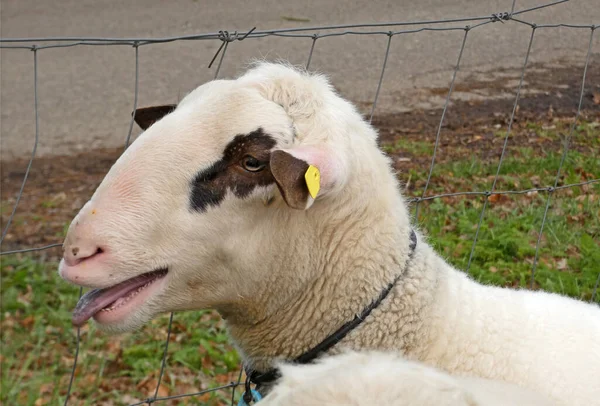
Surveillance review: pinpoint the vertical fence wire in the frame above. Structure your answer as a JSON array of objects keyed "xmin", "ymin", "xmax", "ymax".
[
  {"xmin": 369, "ymin": 33, "xmax": 393, "ymax": 123},
  {"xmin": 465, "ymin": 27, "xmax": 537, "ymax": 272},
  {"xmin": 148, "ymin": 34, "xmax": 232, "ymax": 405},
  {"xmin": 414, "ymin": 28, "xmax": 470, "ymax": 221},
  {"xmin": 64, "ymin": 296, "xmax": 82, "ymax": 406},
  {"xmin": 214, "ymin": 41, "xmax": 229, "ymax": 80},
  {"xmin": 306, "ymin": 35, "xmax": 318, "ymax": 70},
  {"xmin": 124, "ymin": 43, "xmax": 140, "ymax": 149},
  {"xmin": 150, "ymin": 312, "xmax": 175, "ymax": 404},
  {"xmin": 510, "ymin": 0, "xmax": 518, "ymax": 15},
  {"xmin": 230, "ymin": 368, "xmax": 244, "ymax": 406},
  {"xmin": 148, "ymin": 43, "xmax": 175, "ymax": 405},
  {"xmin": 47, "ymin": 35, "xmax": 84, "ymax": 406},
  {"xmin": 529, "ymin": 27, "xmax": 595, "ymax": 288},
  {"xmin": 0, "ymin": 47, "xmax": 39, "ymax": 246}
]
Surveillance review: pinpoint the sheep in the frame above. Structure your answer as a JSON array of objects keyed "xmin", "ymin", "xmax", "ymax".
[
  {"xmin": 258, "ymin": 350, "xmax": 555, "ymax": 406},
  {"xmin": 57, "ymin": 61, "xmax": 600, "ymax": 406}
]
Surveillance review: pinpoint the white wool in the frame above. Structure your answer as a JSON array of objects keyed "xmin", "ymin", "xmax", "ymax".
[
  {"xmin": 59, "ymin": 61, "xmax": 600, "ymax": 406},
  {"xmin": 260, "ymin": 350, "xmax": 555, "ymax": 406}
]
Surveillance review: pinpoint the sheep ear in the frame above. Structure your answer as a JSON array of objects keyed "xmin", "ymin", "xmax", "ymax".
[
  {"xmin": 270, "ymin": 145, "xmax": 342, "ymax": 210},
  {"xmin": 132, "ymin": 104, "xmax": 177, "ymax": 130}
]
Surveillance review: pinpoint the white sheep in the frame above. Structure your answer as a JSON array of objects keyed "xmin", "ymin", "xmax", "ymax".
[
  {"xmin": 259, "ymin": 350, "xmax": 555, "ymax": 406},
  {"xmin": 57, "ymin": 61, "xmax": 600, "ymax": 406}
]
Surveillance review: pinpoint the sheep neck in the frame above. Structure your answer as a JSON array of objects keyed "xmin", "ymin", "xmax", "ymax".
[
  {"xmin": 244, "ymin": 229, "xmax": 418, "ymax": 390},
  {"xmin": 221, "ymin": 204, "xmax": 418, "ymax": 375}
]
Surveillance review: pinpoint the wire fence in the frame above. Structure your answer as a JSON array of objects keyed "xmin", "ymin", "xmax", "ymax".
[{"xmin": 1, "ymin": 0, "xmax": 599, "ymax": 404}]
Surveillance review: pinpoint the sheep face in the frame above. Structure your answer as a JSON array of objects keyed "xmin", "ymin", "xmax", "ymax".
[{"xmin": 57, "ymin": 63, "xmax": 358, "ymax": 334}]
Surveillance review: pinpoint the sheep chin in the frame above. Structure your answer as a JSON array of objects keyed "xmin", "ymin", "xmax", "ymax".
[{"xmin": 90, "ymin": 304, "xmax": 159, "ymax": 335}]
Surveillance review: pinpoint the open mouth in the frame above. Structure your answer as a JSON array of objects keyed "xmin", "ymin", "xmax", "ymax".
[{"xmin": 72, "ymin": 268, "xmax": 168, "ymax": 327}]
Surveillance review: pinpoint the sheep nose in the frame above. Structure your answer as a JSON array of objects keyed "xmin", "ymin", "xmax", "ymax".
[{"xmin": 63, "ymin": 242, "xmax": 103, "ymax": 266}]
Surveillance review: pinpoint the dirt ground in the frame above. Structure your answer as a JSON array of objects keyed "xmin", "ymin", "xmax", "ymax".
[{"xmin": 2, "ymin": 62, "xmax": 598, "ymax": 256}]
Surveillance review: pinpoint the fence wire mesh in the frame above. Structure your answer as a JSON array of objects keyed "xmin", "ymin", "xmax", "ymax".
[{"xmin": 1, "ymin": 0, "xmax": 598, "ymax": 404}]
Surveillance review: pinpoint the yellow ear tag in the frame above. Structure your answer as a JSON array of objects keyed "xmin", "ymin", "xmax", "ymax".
[{"xmin": 305, "ymin": 165, "xmax": 321, "ymax": 199}]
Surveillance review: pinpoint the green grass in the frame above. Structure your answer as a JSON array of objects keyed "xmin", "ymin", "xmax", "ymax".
[
  {"xmin": 2, "ymin": 120, "xmax": 599, "ymax": 405},
  {"xmin": 1, "ymin": 257, "xmax": 240, "ymax": 405},
  {"xmin": 404, "ymin": 121, "xmax": 600, "ymax": 299},
  {"xmin": 415, "ymin": 193, "xmax": 599, "ymax": 298},
  {"xmin": 381, "ymin": 138, "xmax": 434, "ymax": 155}
]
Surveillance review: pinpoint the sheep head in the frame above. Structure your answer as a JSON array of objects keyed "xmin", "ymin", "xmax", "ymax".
[{"xmin": 58, "ymin": 62, "xmax": 394, "ymax": 335}]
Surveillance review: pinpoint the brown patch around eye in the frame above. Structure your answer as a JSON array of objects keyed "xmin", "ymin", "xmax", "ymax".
[{"xmin": 190, "ymin": 128, "xmax": 277, "ymax": 212}]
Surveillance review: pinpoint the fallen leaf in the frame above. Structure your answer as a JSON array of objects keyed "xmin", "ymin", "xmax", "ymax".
[
  {"xmin": 138, "ymin": 377, "xmax": 169, "ymax": 399},
  {"xmin": 136, "ymin": 376, "xmax": 152, "ymax": 390},
  {"xmin": 155, "ymin": 383, "xmax": 169, "ymax": 398},
  {"xmin": 21, "ymin": 315, "xmax": 35, "ymax": 328},
  {"xmin": 39, "ymin": 383, "xmax": 53, "ymax": 394},
  {"xmin": 490, "ymin": 266, "xmax": 498, "ymax": 273},
  {"xmin": 121, "ymin": 395, "xmax": 141, "ymax": 404},
  {"xmin": 467, "ymin": 135, "xmax": 483, "ymax": 144},
  {"xmin": 556, "ymin": 258, "xmax": 568, "ymax": 270},
  {"xmin": 488, "ymin": 194, "xmax": 510, "ymax": 205},
  {"xmin": 106, "ymin": 338, "xmax": 121, "ymax": 353},
  {"xmin": 593, "ymin": 92, "xmax": 600, "ymax": 105},
  {"xmin": 17, "ymin": 285, "xmax": 33, "ymax": 306},
  {"xmin": 215, "ymin": 373, "xmax": 233, "ymax": 384},
  {"xmin": 488, "ymin": 194, "xmax": 500, "ymax": 203}
]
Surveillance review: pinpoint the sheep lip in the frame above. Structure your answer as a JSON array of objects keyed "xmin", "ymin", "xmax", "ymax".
[{"xmin": 71, "ymin": 268, "xmax": 168, "ymax": 327}]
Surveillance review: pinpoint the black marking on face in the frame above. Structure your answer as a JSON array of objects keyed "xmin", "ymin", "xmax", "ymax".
[{"xmin": 190, "ymin": 128, "xmax": 277, "ymax": 212}]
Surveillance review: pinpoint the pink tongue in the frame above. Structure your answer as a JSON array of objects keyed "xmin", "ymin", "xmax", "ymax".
[{"xmin": 72, "ymin": 269, "xmax": 166, "ymax": 327}]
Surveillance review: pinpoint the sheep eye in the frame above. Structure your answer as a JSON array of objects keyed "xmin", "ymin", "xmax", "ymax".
[{"xmin": 241, "ymin": 156, "xmax": 266, "ymax": 172}]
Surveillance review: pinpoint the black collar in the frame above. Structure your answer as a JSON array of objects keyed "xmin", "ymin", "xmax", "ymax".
[{"xmin": 241, "ymin": 229, "xmax": 418, "ymax": 403}]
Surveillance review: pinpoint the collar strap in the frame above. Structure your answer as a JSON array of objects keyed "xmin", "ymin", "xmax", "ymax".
[{"xmin": 243, "ymin": 229, "xmax": 417, "ymax": 400}]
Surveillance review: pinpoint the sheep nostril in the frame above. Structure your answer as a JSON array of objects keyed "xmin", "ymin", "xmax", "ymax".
[{"xmin": 64, "ymin": 245, "xmax": 104, "ymax": 266}]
